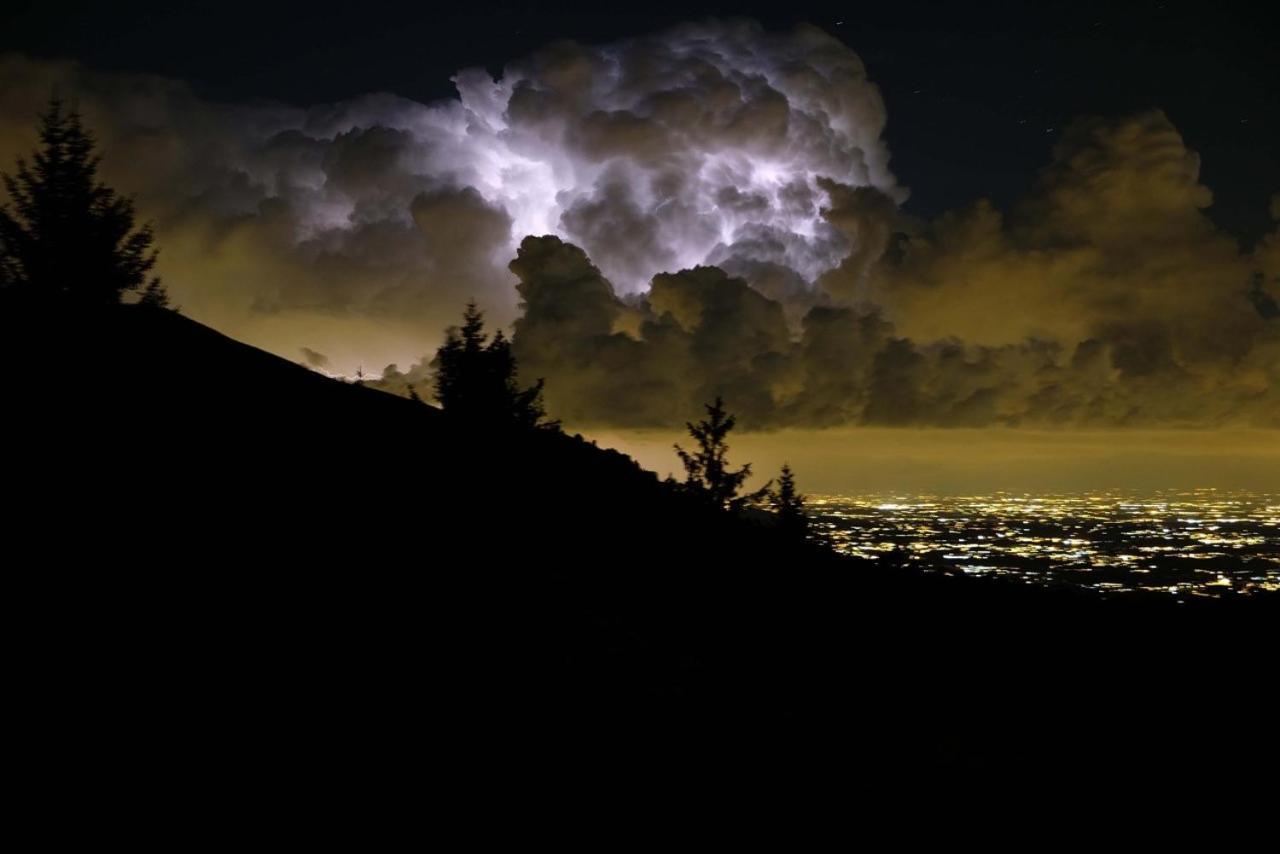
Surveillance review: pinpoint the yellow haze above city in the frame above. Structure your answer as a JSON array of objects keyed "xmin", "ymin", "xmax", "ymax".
[{"xmin": 585, "ymin": 428, "xmax": 1280, "ymax": 495}]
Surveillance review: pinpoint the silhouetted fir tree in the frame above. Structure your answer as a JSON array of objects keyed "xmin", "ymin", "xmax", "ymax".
[
  {"xmin": 0, "ymin": 97, "xmax": 169, "ymax": 309},
  {"xmin": 675, "ymin": 396, "xmax": 770, "ymax": 512},
  {"xmin": 433, "ymin": 301, "xmax": 554, "ymax": 429},
  {"xmin": 769, "ymin": 463, "xmax": 809, "ymax": 538},
  {"xmin": 138, "ymin": 278, "xmax": 171, "ymax": 310}
]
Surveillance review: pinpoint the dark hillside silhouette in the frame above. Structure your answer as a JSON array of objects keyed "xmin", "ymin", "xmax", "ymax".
[
  {"xmin": 1, "ymin": 105, "xmax": 1275, "ymax": 802},
  {"xmin": 6, "ymin": 301, "xmax": 1277, "ymax": 797}
]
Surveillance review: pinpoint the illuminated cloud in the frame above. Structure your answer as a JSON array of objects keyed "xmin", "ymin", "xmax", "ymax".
[
  {"xmin": 507, "ymin": 114, "xmax": 1279, "ymax": 429},
  {"xmin": 0, "ymin": 20, "xmax": 899, "ymax": 369},
  {"xmin": 862, "ymin": 111, "xmax": 1280, "ymax": 426},
  {"xmin": 0, "ymin": 29, "xmax": 1276, "ymax": 429}
]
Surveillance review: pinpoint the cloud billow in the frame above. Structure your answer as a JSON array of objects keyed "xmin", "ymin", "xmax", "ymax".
[
  {"xmin": 0, "ymin": 20, "xmax": 899, "ymax": 367},
  {"xmin": 1, "ymin": 25, "xmax": 1277, "ymax": 428},
  {"xmin": 509, "ymin": 113, "xmax": 1280, "ymax": 429}
]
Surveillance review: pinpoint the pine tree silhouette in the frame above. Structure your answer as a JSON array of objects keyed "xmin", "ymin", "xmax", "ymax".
[
  {"xmin": 769, "ymin": 463, "xmax": 809, "ymax": 538},
  {"xmin": 675, "ymin": 396, "xmax": 770, "ymax": 512},
  {"xmin": 0, "ymin": 97, "xmax": 169, "ymax": 308},
  {"xmin": 433, "ymin": 301, "xmax": 554, "ymax": 429}
]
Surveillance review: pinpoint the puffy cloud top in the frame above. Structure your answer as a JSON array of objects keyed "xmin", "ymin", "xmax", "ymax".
[
  {"xmin": 1, "ymin": 27, "xmax": 1277, "ymax": 429},
  {"xmin": 505, "ymin": 113, "xmax": 1280, "ymax": 429},
  {"xmin": 0, "ymin": 21, "xmax": 898, "ymax": 367}
]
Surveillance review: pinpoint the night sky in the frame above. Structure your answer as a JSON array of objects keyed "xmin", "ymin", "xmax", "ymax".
[{"xmin": 4, "ymin": 0, "xmax": 1276, "ymax": 243}]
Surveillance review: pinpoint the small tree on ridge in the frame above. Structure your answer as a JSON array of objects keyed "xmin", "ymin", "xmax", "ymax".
[
  {"xmin": 433, "ymin": 301, "xmax": 553, "ymax": 429},
  {"xmin": 769, "ymin": 463, "xmax": 809, "ymax": 539},
  {"xmin": 675, "ymin": 396, "xmax": 770, "ymax": 512}
]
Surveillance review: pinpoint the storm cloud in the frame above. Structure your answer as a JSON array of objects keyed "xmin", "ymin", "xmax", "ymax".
[
  {"xmin": 0, "ymin": 20, "xmax": 898, "ymax": 370},
  {"xmin": 1, "ymin": 23, "xmax": 1277, "ymax": 428},
  {"xmin": 508, "ymin": 113, "xmax": 1279, "ymax": 429}
]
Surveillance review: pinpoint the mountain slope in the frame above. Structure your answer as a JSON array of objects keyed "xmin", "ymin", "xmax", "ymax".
[{"xmin": 5, "ymin": 304, "xmax": 1275, "ymax": 794}]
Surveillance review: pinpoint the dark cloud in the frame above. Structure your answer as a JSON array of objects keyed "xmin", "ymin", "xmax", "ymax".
[
  {"xmin": 557, "ymin": 172, "xmax": 678, "ymax": 290},
  {"xmin": 0, "ymin": 20, "xmax": 900, "ymax": 373},
  {"xmin": 814, "ymin": 179, "xmax": 900, "ymax": 302},
  {"xmin": 365, "ymin": 357, "xmax": 434, "ymax": 401},
  {"xmin": 300, "ymin": 347, "xmax": 331, "ymax": 370},
  {"xmin": 500, "ymin": 111, "xmax": 1278, "ymax": 429},
  {"xmin": 1, "ymin": 30, "xmax": 1276, "ymax": 430}
]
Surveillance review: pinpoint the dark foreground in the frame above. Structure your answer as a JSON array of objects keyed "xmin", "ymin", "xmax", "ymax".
[{"xmin": 6, "ymin": 306, "xmax": 1276, "ymax": 812}]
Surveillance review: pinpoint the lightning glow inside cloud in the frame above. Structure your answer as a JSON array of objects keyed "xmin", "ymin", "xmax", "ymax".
[
  {"xmin": 1, "ymin": 20, "xmax": 1277, "ymax": 430},
  {"xmin": 1, "ymin": 20, "xmax": 897, "ymax": 366},
  {"xmin": 441, "ymin": 18, "xmax": 900, "ymax": 293}
]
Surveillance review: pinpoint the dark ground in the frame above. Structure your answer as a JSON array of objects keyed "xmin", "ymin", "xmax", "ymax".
[{"xmin": 5, "ymin": 305, "xmax": 1276, "ymax": 813}]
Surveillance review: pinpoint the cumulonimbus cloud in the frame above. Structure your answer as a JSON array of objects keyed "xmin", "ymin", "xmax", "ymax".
[
  {"xmin": 504, "ymin": 110, "xmax": 1280, "ymax": 429},
  {"xmin": 0, "ymin": 20, "xmax": 899, "ymax": 370},
  {"xmin": 1, "ymin": 24, "xmax": 1277, "ymax": 428},
  {"xmin": 506, "ymin": 110, "xmax": 1280, "ymax": 429}
]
